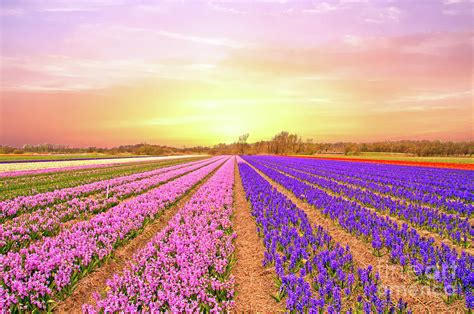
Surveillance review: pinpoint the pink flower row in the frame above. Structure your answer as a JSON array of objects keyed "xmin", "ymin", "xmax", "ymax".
[
  {"xmin": 0, "ymin": 161, "xmax": 133, "ymax": 178},
  {"xmin": 0, "ymin": 157, "xmax": 216, "ymax": 220},
  {"xmin": 0, "ymin": 157, "xmax": 227, "ymax": 311},
  {"xmin": 84, "ymin": 157, "xmax": 236, "ymax": 313},
  {"xmin": 0, "ymin": 157, "xmax": 222, "ymax": 253}
]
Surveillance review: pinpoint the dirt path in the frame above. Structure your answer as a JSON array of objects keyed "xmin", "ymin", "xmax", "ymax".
[
  {"xmin": 259, "ymin": 160, "xmax": 472, "ymax": 256},
  {"xmin": 54, "ymin": 165, "xmax": 223, "ymax": 313},
  {"xmin": 243, "ymin": 160, "xmax": 466, "ymax": 313},
  {"xmin": 232, "ymin": 160, "xmax": 284, "ymax": 312}
]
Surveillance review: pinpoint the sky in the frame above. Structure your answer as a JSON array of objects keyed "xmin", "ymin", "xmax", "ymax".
[{"xmin": 0, "ymin": 0, "xmax": 473, "ymax": 147}]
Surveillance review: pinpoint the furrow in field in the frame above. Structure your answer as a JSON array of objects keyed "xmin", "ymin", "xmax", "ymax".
[
  {"xmin": 0, "ymin": 157, "xmax": 221, "ymax": 253},
  {"xmin": 53, "ymin": 158, "xmax": 228, "ymax": 313},
  {"xmin": 231, "ymin": 159, "xmax": 283, "ymax": 312},
  {"xmin": 0, "ymin": 157, "xmax": 227, "ymax": 312},
  {"xmin": 83, "ymin": 157, "xmax": 236, "ymax": 313},
  {"xmin": 242, "ymin": 156, "xmax": 473, "ymax": 310},
  {"xmin": 253, "ymin": 158, "xmax": 472, "ymax": 252}
]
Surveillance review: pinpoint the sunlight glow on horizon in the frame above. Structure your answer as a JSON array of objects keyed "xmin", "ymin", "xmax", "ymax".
[{"xmin": 0, "ymin": 0, "xmax": 472, "ymax": 147}]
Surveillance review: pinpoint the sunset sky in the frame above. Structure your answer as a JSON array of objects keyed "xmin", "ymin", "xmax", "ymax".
[{"xmin": 0, "ymin": 0, "xmax": 473, "ymax": 147}]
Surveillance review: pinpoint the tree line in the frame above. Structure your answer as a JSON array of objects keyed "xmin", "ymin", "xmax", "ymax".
[
  {"xmin": 0, "ymin": 143, "xmax": 206, "ymax": 156},
  {"xmin": 1, "ymin": 132, "xmax": 472, "ymax": 157},
  {"xmin": 208, "ymin": 131, "xmax": 473, "ymax": 156}
]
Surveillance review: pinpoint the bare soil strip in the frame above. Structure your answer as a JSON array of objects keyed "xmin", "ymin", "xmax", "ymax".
[
  {"xmin": 54, "ymin": 162, "xmax": 225, "ymax": 313},
  {"xmin": 232, "ymin": 160, "xmax": 284, "ymax": 313},
  {"xmin": 261, "ymin": 161, "xmax": 472, "ymax": 255},
  {"xmin": 243, "ymin": 160, "xmax": 466, "ymax": 313}
]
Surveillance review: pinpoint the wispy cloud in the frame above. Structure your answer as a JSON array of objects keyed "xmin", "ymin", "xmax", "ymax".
[
  {"xmin": 443, "ymin": 0, "xmax": 469, "ymax": 4},
  {"xmin": 0, "ymin": 1, "xmax": 132, "ymax": 17},
  {"xmin": 392, "ymin": 90, "xmax": 472, "ymax": 103},
  {"xmin": 302, "ymin": 2, "xmax": 339, "ymax": 14},
  {"xmin": 207, "ymin": 2, "xmax": 247, "ymax": 15},
  {"xmin": 141, "ymin": 115, "xmax": 231, "ymax": 126},
  {"xmin": 156, "ymin": 30, "xmax": 247, "ymax": 49},
  {"xmin": 65, "ymin": 24, "xmax": 250, "ymax": 53},
  {"xmin": 1, "ymin": 55, "xmax": 218, "ymax": 91},
  {"xmin": 0, "ymin": 7, "xmax": 25, "ymax": 16},
  {"xmin": 364, "ymin": 5, "xmax": 403, "ymax": 23},
  {"xmin": 40, "ymin": 6, "xmax": 97, "ymax": 13},
  {"xmin": 342, "ymin": 35, "xmax": 363, "ymax": 46},
  {"xmin": 132, "ymin": 4, "xmax": 166, "ymax": 13},
  {"xmin": 36, "ymin": 0, "xmax": 128, "ymax": 13},
  {"xmin": 371, "ymin": 104, "xmax": 457, "ymax": 112}
]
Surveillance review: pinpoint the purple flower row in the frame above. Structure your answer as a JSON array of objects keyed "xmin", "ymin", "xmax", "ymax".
[
  {"xmin": 253, "ymin": 157, "xmax": 471, "ymax": 246},
  {"xmin": 237, "ymin": 159, "xmax": 410, "ymax": 313},
  {"xmin": 84, "ymin": 157, "xmax": 236, "ymax": 313},
  {"xmin": 242, "ymin": 156, "xmax": 473, "ymax": 309},
  {"xmin": 286, "ymin": 157, "xmax": 473, "ymax": 206},
  {"xmin": 0, "ymin": 157, "xmax": 215, "ymax": 221},
  {"xmin": 270, "ymin": 157, "xmax": 473, "ymax": 215},
  {"xmin": 0, "ymin": 157, "xmax": 227, "ymax": 312},
  {"xmin": 0, "ymin": 157, "xmax": 221, "ymax": 253}
]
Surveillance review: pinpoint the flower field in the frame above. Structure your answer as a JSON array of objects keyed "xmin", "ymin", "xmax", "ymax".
[
  {"xmin": 0, "ymin": 156, "xmax": 206, "ymax": 201},
  {"xmin": 0, "ymin": 155, "xmax": 472, "ymax": 312},
  {"xmin": 0, "ymin": 155, "xmax": 199, "ymax": 177}
]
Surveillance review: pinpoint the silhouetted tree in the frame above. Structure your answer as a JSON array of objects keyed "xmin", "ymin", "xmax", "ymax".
[{"xmin": 237, "ymin": 133, "xmax": 249, "ymax": 154}]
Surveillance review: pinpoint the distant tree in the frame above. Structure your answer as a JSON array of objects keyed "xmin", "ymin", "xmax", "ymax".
[
  {"xmin": 237, "ymin": 133, "xmax": 249, "ymax": 155},
  {"xmin": 269, "ymin": 131, "xmax": 300, "ymax": 155}
]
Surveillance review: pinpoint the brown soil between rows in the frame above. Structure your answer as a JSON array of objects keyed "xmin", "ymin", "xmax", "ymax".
[
  {"xmin": 243, "ymin": 160, "xmax": 466, "ymax": 313},
  {"xmin": 260, "ymin": 161, "xmax": 473, "ymax": 256},
  {"xmin": 53, "ymin": 162, "xmax": 224, "ymax": 313},
  {"xmin": 232, "ymin": 160, "xmax": 284, "ymax": 313}
]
